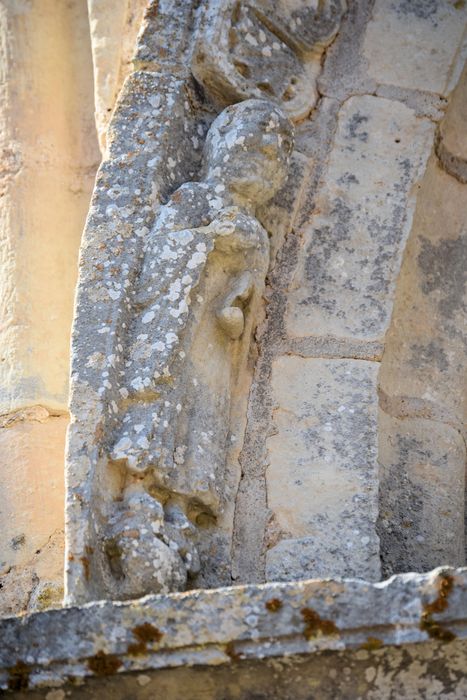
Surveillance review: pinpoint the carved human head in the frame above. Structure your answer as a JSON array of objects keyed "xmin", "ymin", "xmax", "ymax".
[{"xmin": 202, "ymin": 99, "xmax": 294, "ymax": 206}]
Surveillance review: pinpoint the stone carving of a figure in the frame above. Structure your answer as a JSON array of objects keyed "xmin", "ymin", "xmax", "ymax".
[{"xmin": 101, "ymin": 98, "xmax": 293, "ymax": 599}]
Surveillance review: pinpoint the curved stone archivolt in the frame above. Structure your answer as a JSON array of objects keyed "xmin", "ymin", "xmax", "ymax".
[{"xmin": 377, "ymin": 64, "xmax": 467, "ymax": 577}]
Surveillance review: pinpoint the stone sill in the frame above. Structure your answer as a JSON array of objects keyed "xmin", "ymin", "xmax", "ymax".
[{"xmin": 1, "ymin": 567, "xmax": 466, "ymax": 692}]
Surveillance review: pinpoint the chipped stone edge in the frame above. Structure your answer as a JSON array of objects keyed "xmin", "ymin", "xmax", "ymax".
[{"xmin": 1, "ymin": 567, "xmax": 466, "ymax": 690}]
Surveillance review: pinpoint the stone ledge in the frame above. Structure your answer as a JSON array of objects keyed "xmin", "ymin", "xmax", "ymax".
[{"xmin": 1, "ymin": 567, "xmax": 466, "ymax": 692}]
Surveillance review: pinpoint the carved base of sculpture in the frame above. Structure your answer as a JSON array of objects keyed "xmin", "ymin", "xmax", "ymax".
[{"xmin": 102, "ymin": 493, "xmax": 199, "ymax": 599}]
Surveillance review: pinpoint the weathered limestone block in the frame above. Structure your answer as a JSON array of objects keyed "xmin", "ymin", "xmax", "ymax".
[
  {"xmin": 63, "ymin": 0, "xmax": 351, "ymax": 606},
  {"xmin": 4, "ymin": 567, "xmax": 467, "ymax": 695},
  {"xmin": 378, "ymin": 155, "xmax": 467, "ymax": 427},
  {"xmin": 363, "ymin": 0, "xmax": 467, "ymax": 95},
  {"xmin": 63, "ymin": 0, "xmax": 350, "ymax": 605},
  {"xmin": 192, "ymin": 0, "xmax": 346, "ymax": 120},
  {"xmin": 265, "ymin": 356, "xmax": 380, "ymax": 582},
  {"xmin": 286, "ymin": 95, "xmax": 434, "ymax": 342},
  {"xmin": 378, "ymin": 412, "xmax": 465, "ymax": 577}
]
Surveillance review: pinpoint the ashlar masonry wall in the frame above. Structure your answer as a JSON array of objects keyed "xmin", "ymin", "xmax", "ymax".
[{"xmin": 232, "ymin": 0, "xmax": 467, "ymax": 585}]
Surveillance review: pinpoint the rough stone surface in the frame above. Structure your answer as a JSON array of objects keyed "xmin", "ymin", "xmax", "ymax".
[
  {"xmin": 363, "ymin": 0, "xmax": 467, "ymax": 95},
  {"xmin": 64, "ymin": 44, "xmax": 301, "ymax": 604},
  {"xmin": 378, "ymin": 154, "xmax": 467, "ymax": 429},
  {"xmin": 134, "ymin": 0, "xmax": 200, "ymax": 71},
  {"xmin": 318, "ymin": 1, "xmax": 454, "ymax": 121},
  {"xmin": 6, "ymin": 642, "xmax": 467, "ymax": 699},
  {"xmin": 286, "ymin": 95, "xmax": 434, "ymax": 342},
  {"xmin": 1, "ymin": 568, "xmax": 467, "ymax": 695},
  {"xmin": 317, "ymin": 1, "xmax": 381, "ymax": 100},
  {"xmin": 378, "ymin": 413, "xmax": 466, "ymax": 578},
  {"xmin": 265, "ymin": 357, "xmax": 380, "ymax": 582},
  {"xmin": 0, "ymin": 530, "xmax": 63, "ymax": 620}
]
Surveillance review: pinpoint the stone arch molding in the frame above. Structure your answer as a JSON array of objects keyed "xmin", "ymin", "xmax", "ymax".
[{"xmin": 65, "ymin": 0, "xmax": 345, "ymax": 604}]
